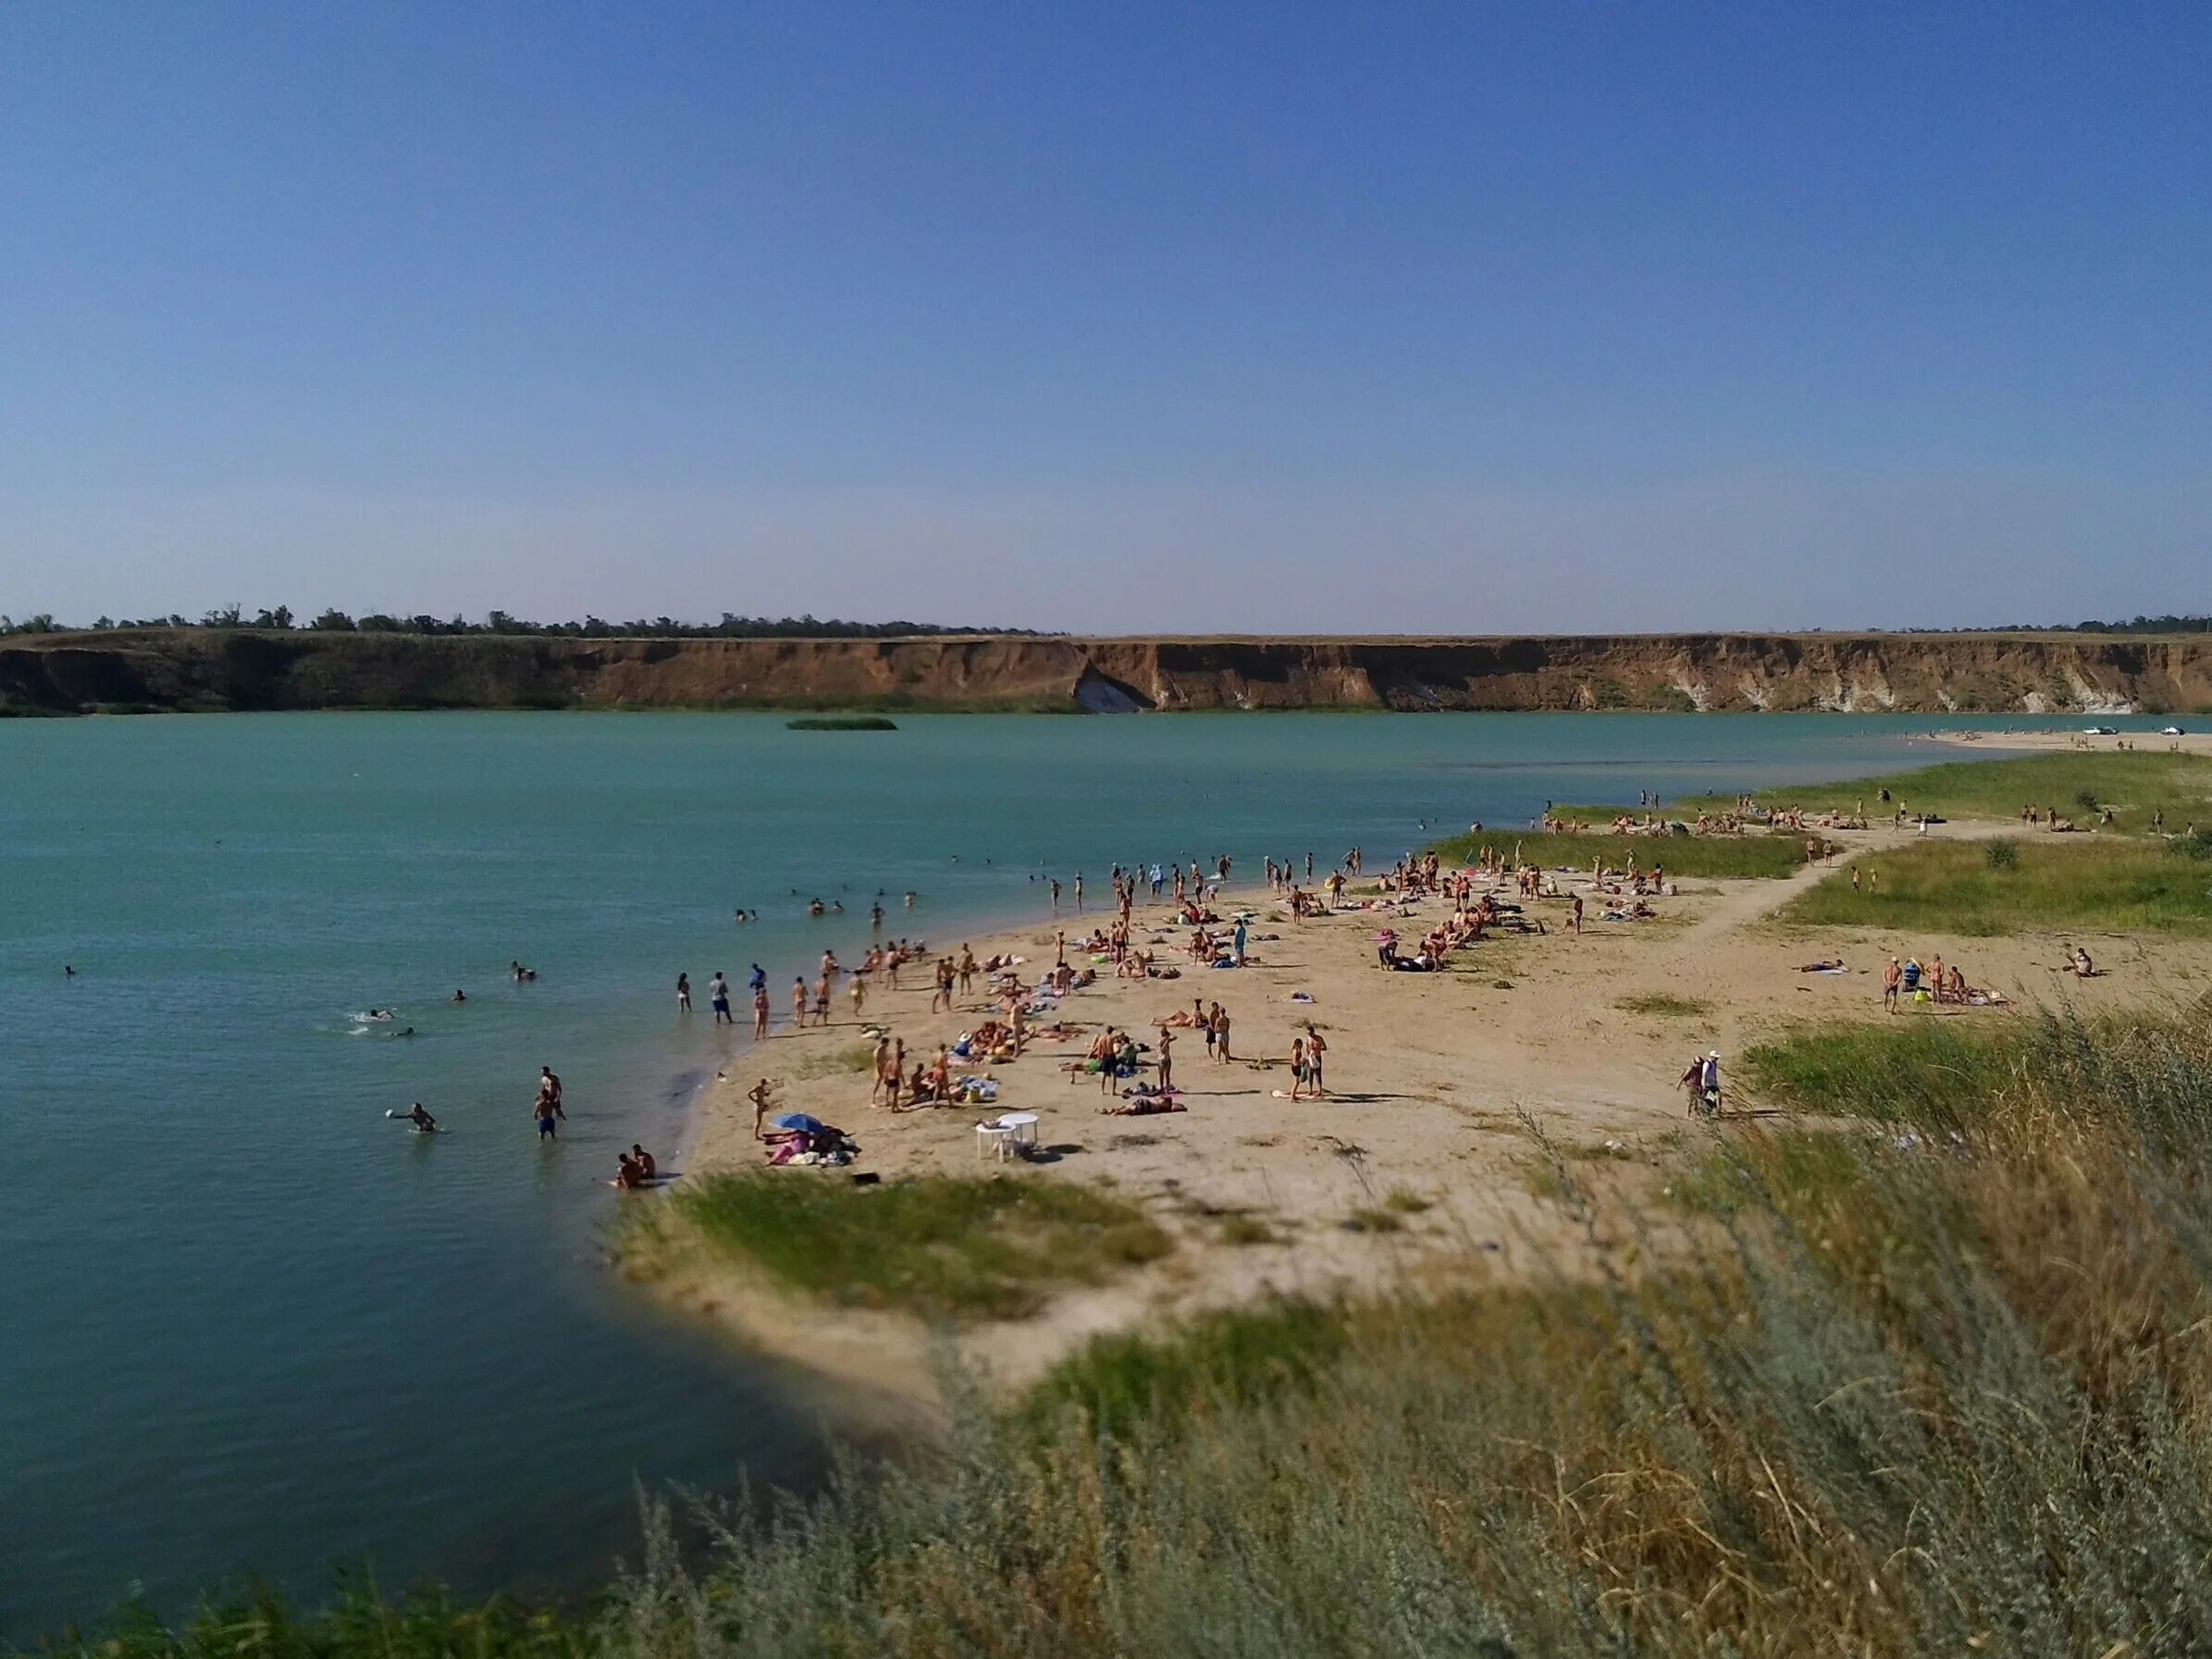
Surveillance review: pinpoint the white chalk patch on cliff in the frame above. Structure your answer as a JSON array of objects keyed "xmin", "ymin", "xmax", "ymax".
[
  {"xmin": 1671, "ymin": 675, "xmax": 1711, "ymax": 712},
  {"xmin": 2063, "ymin": 669, "xmax": 2134, "ymax": 714},
  {"xmin": 2021, "ymin": 690, "xmax": 2050, "ymax": 713},
  {"xmin": 1736, "ymin": 675, "xmax": 1772, "ymax": 711},
  {"xmin": 1937, "ymin": 689, "xmax": 1959, "ymax": 712}
]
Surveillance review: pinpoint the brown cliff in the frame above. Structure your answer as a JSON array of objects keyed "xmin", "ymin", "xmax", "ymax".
[{"xmin": 2, "ymin": 628, "xmax": 2208, "ymax": 715}]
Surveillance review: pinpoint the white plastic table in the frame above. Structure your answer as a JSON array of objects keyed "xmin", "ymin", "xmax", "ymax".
[{"xmin": 996, "ymin": 1111, "xmax": 1040, "ymax": 1148}]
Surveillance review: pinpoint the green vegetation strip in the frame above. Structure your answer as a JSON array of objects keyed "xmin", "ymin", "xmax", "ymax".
[
  {"xmin": 1431, "ymin": 825, "xmax": 1809, "ymax": 877},
  {"xmin": 624, "ymin": 1171, "xmax": 1171, "ymax": 1320},
  {"xmin": 1699, "ymin": 750, "xmax": 2212, "ymax": 834},
  {"xmin": 1782, "ymin": 836, "xmax": 2212, "ymax": 935}
]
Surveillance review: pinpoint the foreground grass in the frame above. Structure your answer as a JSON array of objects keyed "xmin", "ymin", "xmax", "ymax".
[
  {"xmin": 1702, "ymin": 749, "xmax": 2212, "ymax": 832},
  {"xmin": 1434, "ymin": 825, "xmax": 1810, "ymax": 877},
  {"xmin": 622, "ymin": 1171, "xmax": 1172, "ymax": 1320},
  {"xmin": 1740, "ymin": 1016, "xmax": 2020, "ymax": 1128},
  {"xmin": 1782, "ymin": 835, "xmax": 2212, "ymax": 935},
  {"xmin": 38, "ymin": 1010, "xmax": 2212, "ymax": 1657}
]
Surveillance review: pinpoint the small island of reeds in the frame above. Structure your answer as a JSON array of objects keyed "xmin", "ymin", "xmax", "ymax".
[{"xmin": 785, "ymin": 715, "xmax": 899, "ymax": 731}]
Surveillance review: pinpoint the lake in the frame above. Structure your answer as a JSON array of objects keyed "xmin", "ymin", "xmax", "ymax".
[{"xmin": 0, "ymin": 709, "xmax": 2087, "ymax": 1635}]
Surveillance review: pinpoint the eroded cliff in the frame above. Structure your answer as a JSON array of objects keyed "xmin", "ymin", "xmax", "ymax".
[{"xmin": 2, "ymin": 629, "xmax": 2207, "ymax": 715}]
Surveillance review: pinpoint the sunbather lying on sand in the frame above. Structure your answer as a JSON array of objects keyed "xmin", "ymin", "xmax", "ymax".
[{"xmin": 1101, "ymin": 1091, "xmax": 1185, "ymax": 1116}]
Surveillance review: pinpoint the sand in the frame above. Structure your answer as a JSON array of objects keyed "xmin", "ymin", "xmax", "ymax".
[
  {"xmin": 1933, "ymin": 726, "xmax": 2212, "ymax": 755},
  {"xmin": 658, "ymin": 821, "xmax": 2212, "ymax": 1408}
]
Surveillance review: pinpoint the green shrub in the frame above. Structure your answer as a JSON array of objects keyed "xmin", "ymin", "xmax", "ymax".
[{"xmin": 1983, "ymin": 836, "xmax": 2019, "ymax": 869}]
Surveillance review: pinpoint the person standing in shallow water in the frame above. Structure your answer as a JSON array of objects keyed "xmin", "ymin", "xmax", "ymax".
[
  {"xmin": 534, "ymin": 1067, "xmax": 564, "ymax": 1139},
  {"xmin": 676, "ymin": 972, "xmax": 692, "ymax": 1014},
  {"xmin": 708, "ymin": 971, "xmax": 731, "ymax": 1024}
]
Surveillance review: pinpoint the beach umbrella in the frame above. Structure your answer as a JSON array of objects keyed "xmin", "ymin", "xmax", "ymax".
[{"xmin": 770, "ymin": 1111, "xmax": 824, "ymax": 1133}]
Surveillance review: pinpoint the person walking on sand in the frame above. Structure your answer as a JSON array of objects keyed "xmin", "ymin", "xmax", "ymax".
[
  {"xmin": 1155, "ymin": 1024, "xmax": 1174, "ymax": 1093},
  {"xmin": 1883, "ymin": 957, "xmax": 1902, "ymax": 1013},
  {"xmin": 811, "ymin": 972, "xmax": 832, "ymax": 1027},
  {"xmin": 1304, "ymin": 1023, "xmax": 1327, "ymax": 1097},
  {"xmin": 958, "ymin": 945, "xmax": 977, "ymax": 996},
  {"xmin": 709, "ymin": 971, "xmax": 731, "ymax": 1024},
  {"xmin": 1212, "ymin": 1003, "xmax": 1232, "ymax": 1063},
  {"xmin": 748, "ymin": 1078, "xmax": 775, "ymax": 1139},
  {"xmin": 751, "ymin": 980, "xmax": 771, "ymax": 1038},
  {"xmin": 848, "ymin": 972, "xmax": 868, "ymax": 1021},
  {"xmin": 790, "ymin": 976, "xmax": 808, "ymax": 1027},
  {"xmin": 677, "ymin": 972, "xmax": 693, "ymax": 1014},
  {"xmin": 1570, "ymin": 893, "xmax": 1584, "ymax": 936}
]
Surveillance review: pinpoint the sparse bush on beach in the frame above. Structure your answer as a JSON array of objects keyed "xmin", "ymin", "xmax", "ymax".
[
  {"xmin": 1434, "ymin": 826, "xmax": 1808, "ymax": 879},
  {"xmin": 1616, "ymin": 991, "xmax": 1710, "ymax": 1017}
]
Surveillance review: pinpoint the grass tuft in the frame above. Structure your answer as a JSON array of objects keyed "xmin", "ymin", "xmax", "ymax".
[
  {"xmin": 1616, "ymin": 992, "xmax": 1711, "ymax": 1017},
  {"xmin": 625, "ymin": 1171, "xmax": 1171, "ymax": 1319}
]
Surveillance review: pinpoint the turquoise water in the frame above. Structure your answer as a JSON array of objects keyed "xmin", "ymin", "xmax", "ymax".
[{"xmin": 0, "ymin": 710, "xmax": 2104, "ymax": 1634}]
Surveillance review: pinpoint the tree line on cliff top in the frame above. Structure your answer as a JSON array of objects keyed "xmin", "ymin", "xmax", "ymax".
[
  {"xmin": 0, "ymin": 607, "xmax": 1047, "ymax": 640},
  {"xmin": 6, "ymin": 608, "xmax": 2211, "ymax": 641}
]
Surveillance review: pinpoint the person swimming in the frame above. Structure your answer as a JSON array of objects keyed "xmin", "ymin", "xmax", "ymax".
[{"xmin": 392, "ymin": 1102, "xmax": 437, "ymax": 1133}]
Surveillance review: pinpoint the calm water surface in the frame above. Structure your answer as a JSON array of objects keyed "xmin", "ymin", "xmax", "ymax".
[{"xmin": 0, "ymin": 710, "xmax": 2107, "ymax": 1633}]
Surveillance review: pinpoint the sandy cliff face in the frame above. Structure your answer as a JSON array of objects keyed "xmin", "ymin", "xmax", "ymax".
[{"xmin": 3, "ymin": 629, "xmax": 2208, "ymax": 715}]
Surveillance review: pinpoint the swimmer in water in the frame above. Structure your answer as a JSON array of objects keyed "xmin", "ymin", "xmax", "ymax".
[
  {"xmin": 451, "ymin": 989, "xmax": 466, "ymax": 1003},
  {"xmin": 395, "ymin": 1102, "xmax": 437, "ymax": 1132}
]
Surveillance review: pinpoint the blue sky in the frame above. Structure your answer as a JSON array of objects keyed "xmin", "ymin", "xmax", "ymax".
[{"xmin": 2, "ymin": 2, "xmax": 2206, "ymax": 633}]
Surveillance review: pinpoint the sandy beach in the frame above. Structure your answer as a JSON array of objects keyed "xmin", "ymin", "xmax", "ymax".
[
  {"xmin": 1933, "ymin": 725, "xmax": 2212, "ymax": 755},
  {"xmin": 657, "ymin": 815, "xmax": 2212, "ymax": 1407}
]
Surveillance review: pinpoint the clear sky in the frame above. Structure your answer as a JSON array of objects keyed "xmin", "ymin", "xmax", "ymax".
[{"xmin": 2, "ymin": 2, "xmax": 2206, "ymax": 634}]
